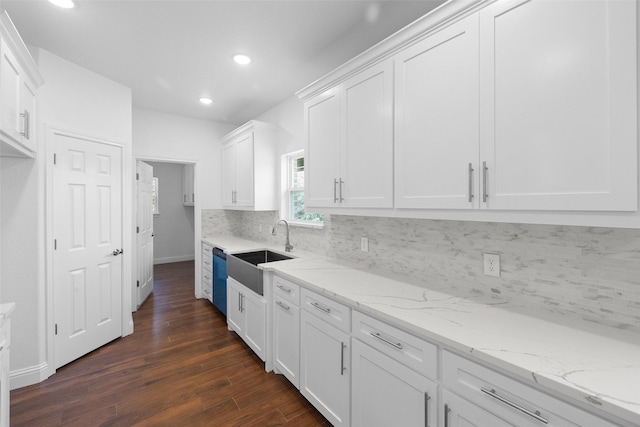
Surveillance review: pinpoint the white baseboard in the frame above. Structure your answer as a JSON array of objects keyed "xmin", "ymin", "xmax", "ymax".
[
  {"xmin": 153, "ymin": 255, "xmax": 195, "ymax": 265},
  {"xmin": 11, "ymin": 362, "xmax": 50, "ymax": 390}
]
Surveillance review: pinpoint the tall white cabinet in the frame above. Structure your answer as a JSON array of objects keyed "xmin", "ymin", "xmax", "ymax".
[
  {"xmin": 0, "ymin": 12, "xmax": 43, "ymax": 158},
  {"xmin": 221, "ymin": 120, "xmax": 277, "ymax": 211},
  {"xmin": 395, "ymin": 14, "xmax": 480, "ymax": 209},
  {"xmin": 478, "ymin": 0, "xmax": 637, "ymax": 211}
]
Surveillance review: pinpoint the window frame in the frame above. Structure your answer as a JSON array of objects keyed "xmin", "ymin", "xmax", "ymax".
[{"xmin": 281, "ymin": 150, "xmax": 324, "ymax": 228}]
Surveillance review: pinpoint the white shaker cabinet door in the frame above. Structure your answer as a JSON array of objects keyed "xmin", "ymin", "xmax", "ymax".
[
  {"xmin": 273, "ymin": 296, "xmax": 300, "ymax": 388},
  {"xmin": 234, "ymin": 132, "xmax": 254, "ymax": 207},
  {"xmin": 395, "ymin": 13, "xmax": 480, "ymax": 210},
  {"xmin": 226, "ymin": 278, "xmax": 244, "ymax": 336},
  {"xmin": 341, "ymin": 59, "xmax": 394, "ymax": 208},
  {"xmin": 243, "ymin": 288, "xmax": 266, "ymax": 361},
  {"xmin": 300, "ymin": 310, "xmax": 350, "ymax": 427},
  {"xmin": 479, "ymin": 0, "xmax": 637, "ymax": 211},
  {"xmin": 351, "ymin": 339, "xmax": 438, "ymax": 427},
  {"xmin": 304, "ymin": 88, "xmax": 341, "ymax": 209},
  {"xmin": 222, "ymin": 142, "xmax": 236, "ymax": 207}
]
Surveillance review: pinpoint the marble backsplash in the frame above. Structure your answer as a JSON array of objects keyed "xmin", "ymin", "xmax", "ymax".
[{"xmin": 202, "ymin": 209, "xmax": 640, "ymax": 332}]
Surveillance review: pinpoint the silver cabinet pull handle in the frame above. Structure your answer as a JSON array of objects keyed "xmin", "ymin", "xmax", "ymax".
[
  {"xmin": 276, "ymin": 300, "xmax": 290, "ymax": 311},
  {"xmin": 20, "ymin": 110, "xmax": 29, "ymax": 139},
  {"xmin": 311, "ymin": 301, "xmax": 331, "ymax": 314},
  {"xmin": 340, "ymin": 342, "xmax": 346, "ymax": 375},
  {"xmin": 468, "ymin": 162, "xmax": 474, "ymax": 202},
  {"xmin": 481, "ymin": 388, "xmax": 548, "ymax": 424},
  {"xmin": 444, "ymin": 404, "xmax": 450, "ymax": 427},
  {"xmin": 424, "ymin": 392, "xmax": 430, "ymax": 427},
  {"xmin": 339, "ymin": 178, "xmax": 344, "ymax": 202},
  {"xmin": 184, "ymin": 194, "xmax": 187, "ymax": 203},
  {"xmin": 192, "ymin": 193, "xmax": 195, "ymax": 203},
  {"xmin": 333, "ymin": 179, "xmax": 338, "ymax": 203},
  {"xmin": 276, "ymin": 284, "xmax": 292, "ymax": 294},
  {"xmin": 370, "ymin": 331, "xmax": 403, "ymax": 350},
  {"xmin": 238, "ymin": 293, "xmax": 242, "ymax": 312},
  {"xmin": 482, "ymin": 161, "xmax": 488, "ymax": 203}
]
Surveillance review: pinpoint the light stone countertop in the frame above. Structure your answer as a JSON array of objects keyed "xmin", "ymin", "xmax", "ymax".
[{"xmin": 202, "ymin": 236, "xmax": 640, "ymax": 426}]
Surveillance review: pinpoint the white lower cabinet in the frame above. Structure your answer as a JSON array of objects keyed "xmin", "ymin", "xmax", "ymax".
[
  {"xmin": 227, "ymin": 277, "xmax": 266, "ymax": 361},
  {"xmin": 300, "ymin": 305, "xmax": 351, "ymax": 426},
  {"xmin": 351, "ymin": 339, "xmax": 438, "ymax": 427},
  {"xmin": 272, "ymin": 276, "xmax": 301, "ymax": 388},
  {"xmin": 442, "ymin": 351, "xmax": 619, "ymax": 427}
]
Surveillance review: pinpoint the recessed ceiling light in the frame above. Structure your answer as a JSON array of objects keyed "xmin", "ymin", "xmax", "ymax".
[
  {"xmin": 199, "ymin": 97, "xmax": 213, "ymax": 105},
  {"xmin": 232, "ymin": 54, "xmax": 251, "ymax": 65},
  {"xmin": 48, "ymin": 0, "xmax": 75, "ymax": 8}
]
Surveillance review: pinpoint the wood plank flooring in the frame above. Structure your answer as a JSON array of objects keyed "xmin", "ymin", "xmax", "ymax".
[{"xmin": 11, "ymin": 261, "xmax": 328, "ymax": 426}]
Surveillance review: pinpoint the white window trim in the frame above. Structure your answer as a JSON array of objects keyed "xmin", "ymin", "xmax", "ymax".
[{"xmin": 280, "ymin": 150, "xmax": 324, "ymax": 228}]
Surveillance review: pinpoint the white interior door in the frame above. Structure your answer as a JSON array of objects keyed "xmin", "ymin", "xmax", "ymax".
[
  {"xmin": 136, "ymin": 160, "xmax": 154, "ymax": 308},
  {"xmin": 53, "ymin": 133, "xmax": 123, "ymax": 369}
]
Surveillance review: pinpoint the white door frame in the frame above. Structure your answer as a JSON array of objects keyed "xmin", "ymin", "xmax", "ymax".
[
  {"xmin": 44, "ymin": 125, "xmax": 133, "ymax": 379},
  {"xmin": 132, "ymin": 156, "xmax": 201, "ymax": 311}
]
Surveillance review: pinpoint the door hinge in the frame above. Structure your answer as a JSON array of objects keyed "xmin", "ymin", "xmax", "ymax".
[
  {"xmin": 54, "ymin": 239, "xmax": 57, "ymax": 250},
  {"xmin": 137, "ymin": 280, "xmax": 140, "ymax": 288},
  {"xmin": 53, "ymin": 153, "xmax": 57, "ymax": 164},
  {"xmin": 136, "ymin": 173, "xmax": 139, "ymax": 180},
  {"xmin": 55, "ymin": 324, "xmax": 58, "ymax": 335},
  {"xmin": 136, "ymin": 226, "xmax": 139, "ymax": 233}
]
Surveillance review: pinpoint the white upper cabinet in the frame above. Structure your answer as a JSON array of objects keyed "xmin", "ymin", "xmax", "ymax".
[
  {"xmin": 0, "ymin": 12, "xmax": 43, "ymax": 158},
  {"xmin": 303, "ymin": 59, "xmax": 394, "ymax": 209},
  {"xmin": 221, "ymin": 120, "xmax": 277, "ymax": 211},
  {"xmin": 395, "ymin": 13, "xmax": 480, "ymax": 210},
  {"xmin": 479, "ymin": 0, "xmax": 637, "ymax": 211},
  {"xmin": 305, "ymin": 88, "xmax": 341, "ymax": 208},
  {"xmin": 297, "ymin": 0, "xmax": 639, "ymax": 225},
  {"xmin": 341, "ymin": 60, "xmax": 394, "ymax": 208}
]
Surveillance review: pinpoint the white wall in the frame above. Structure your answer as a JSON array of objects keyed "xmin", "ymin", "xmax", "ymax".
[
  {"xmin": 1, "ymin": 47, "xmax": 132, "ymax": 389},
  {"xmin": 147, "ymin": 162, "xmax": 195, "ymax": 264},
  {"xmin": 132, "ymin": 108, "xmax": 235, "ymax": 301}
]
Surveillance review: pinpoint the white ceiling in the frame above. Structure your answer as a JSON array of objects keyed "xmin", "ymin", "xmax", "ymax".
[{"xmin": 2, "ymin": 0, "xmax": 445, "ymax": 125}]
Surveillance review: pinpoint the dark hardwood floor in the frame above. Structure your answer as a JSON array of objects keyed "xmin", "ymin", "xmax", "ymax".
[{"xmin": 11, "ymin": 261, "xmax": 328, "ymax": 426}]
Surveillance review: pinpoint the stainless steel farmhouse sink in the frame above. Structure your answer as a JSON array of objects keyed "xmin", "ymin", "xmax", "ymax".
[{"xmin": 227, "ymin": 250, "xmax": 294, "ymax": 296}]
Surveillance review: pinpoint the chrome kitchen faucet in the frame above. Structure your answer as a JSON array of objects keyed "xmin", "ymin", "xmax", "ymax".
[{"xmin": 272, "ymin": 219, "xmax": 293, "ymax": 252}]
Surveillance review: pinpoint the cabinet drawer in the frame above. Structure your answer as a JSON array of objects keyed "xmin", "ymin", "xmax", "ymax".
[
  {"xmin": 202, "ymin": 269, "xmax": 213, "ymax": 285},
  {"xmin": 202, "ymin": 252, "xmax": 213, "ymax": 273},
  {"xmin": 442, "ymin": 350, "xmax": 618, "ymax": 427},
  {"xmin": 202, "ymin": 242, "xmax": 213, "ymax": 256},
  {"xmin": 273, "ymin": 275, "xmax": 300, "ymax": 305},
  {"xmin": 202, "ymin": 281, "xmax": 213, "ymax": 302},
  {"xmin": 352, "ymin": 311, "xmax": 437, "ymax": 380},
  {"xmin": 301, "ymin": 288, "xmax": 350, "ymax": 333}
]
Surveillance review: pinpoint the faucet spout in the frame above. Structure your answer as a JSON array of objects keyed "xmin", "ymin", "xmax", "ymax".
[{"xmin": 272, "ymin": 219, "xmax": 293, "ymax": 252}]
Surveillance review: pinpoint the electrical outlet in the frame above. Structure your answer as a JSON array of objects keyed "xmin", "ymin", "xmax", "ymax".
[
  {"xmin": 360, "ymin": 237, "xmax": 369, "ymax": 252},
  {"xmin": 483, "ymin": 253, "xmax": 500, "ymax": 277}
]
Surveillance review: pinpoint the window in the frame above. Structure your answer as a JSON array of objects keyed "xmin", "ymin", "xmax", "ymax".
[
  {"xmin": 152, "ymin": 177, "xmax": 159, "ymax": 215},
  {"xmin": 283, "ymin": 151, "xmax": 323, "ymax": 226}
]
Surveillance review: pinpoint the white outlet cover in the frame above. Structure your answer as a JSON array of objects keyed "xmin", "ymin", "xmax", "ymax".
[
  {"xmin": 483, "ymin": 253, "xmax": 500, "ymax": 277},
  {"xmin": 360, "ymin": 237, "xmax": 369, "ymax": 252}
]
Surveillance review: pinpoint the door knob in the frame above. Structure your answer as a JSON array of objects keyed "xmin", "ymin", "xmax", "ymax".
[{"xmin": 111, "ymin": 249, "xmax": 123, "ymax": 256}]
